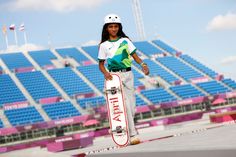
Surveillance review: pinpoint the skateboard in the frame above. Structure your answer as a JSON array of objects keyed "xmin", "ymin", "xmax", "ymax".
[{"xmin": 105, "ymin": 73, "xmax": 129, "ymax": 147}]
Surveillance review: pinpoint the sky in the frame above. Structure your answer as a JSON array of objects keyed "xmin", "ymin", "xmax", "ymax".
[{"xmin": 0, "ymin": 0, "xmax": 236, "ymax": 80}]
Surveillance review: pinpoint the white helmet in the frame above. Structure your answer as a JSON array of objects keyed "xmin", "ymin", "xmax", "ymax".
[{"xmin": 104, "ymin": 14, "xmax": 121, "ymax": 24}]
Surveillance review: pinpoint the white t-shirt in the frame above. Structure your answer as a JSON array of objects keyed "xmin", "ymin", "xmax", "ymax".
[{"xmin": 98, "ymin": 37, "xmax": 136, "ymax": 71}]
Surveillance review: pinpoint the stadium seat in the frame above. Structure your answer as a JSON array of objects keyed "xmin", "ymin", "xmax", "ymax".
[
  {"xmin": 29, "ymin": 50, "xmax": 57, "ymax": 67},
  {"xmin": 0, "ymin": 119, "xmax": 4, "ymax": 128},
  {"xmin": 4, "ymin": 106, "xmax": 44, "ymax": 126},
  {"xmin": 133, "ymin": 41, "xmax": 163, "ymax": 56},
  {"xmin": 81, "ymin": 45, "xmax": 99, "ymax": 61},
  {"xmin": 77, "ymin": 96, "xmax": 106, "ymax": 109},
  {"xmin": 48, "ymin": 67, "xmax": 93, "ymax": 96},
  {"xmin": 42, "ymin": 101, "xmax": 81, "ymax": 120},
  {"xmin": 77, "ymin": 64, "xmax": 104, "ymax": 92},
  {"xmin": 152, "ymin": 40, "xmax": 177, "ymax": 55},
  {"xmin": 136, "ymin": 94, "xmax": 147, "ymax": 106},
  {"xmin": 16, "ymin": 71, "xmax": 61, "ymax": 101},
  {"xmin": 141, "ymin": 88, "xmax": 177, "ymax": 104},
  {"xmin": 56, "ymin": 47, "xmax": 89, "ymax": 64},
  {"xmin": 222, "ymin": 78, "xmax": 236, "ymax": 90},
  {"xmin": 0, "ymin": 52, "xmax": 33, "ymax": 70},
  {"xmin": 133, "ymin": 59, "xmax": 179, "ymax": 84},
  {"xmin": 157, "ymin": 56, "xmax": 203, "ymax": 81},
  {"xmin": 197, "ymin": 80, "xmax": 231, "ymax": 95},
  {"xmin": 170, "ymin": 84, "xmax": 205, "ymax": 99},
  {"xmin": 180, "ymin": 54, "xmax": 217, "ymax": 78},
  {"xmin": 0, "ymin": 74, "xmax": 26, "ymax": 107}
]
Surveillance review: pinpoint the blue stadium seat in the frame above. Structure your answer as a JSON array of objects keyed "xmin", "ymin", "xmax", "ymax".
[
  {"xmin": 48, "ymin": 67, "xmax": 93, "ymax": 96},
  {"xmin": 4, "ymin": 106, "xmax": 44, "ymax": 126},
  {"xmin": 77, "ymin": 64, "xmax": 104, "ymax": 92},
  {"xmin": 77, "ymin": 96, "xmax": 106, "ymax": 109},
  {"xmin": 81, "ymin": 45, "xmax": 99, "ymax": 61},
  {"xmin": 0, "ymin": 74, "xmax": 26, "ymax": 107},
  {"xmin": 78, "ymin": 64, "xmax": 144, "ymax": 90},
  {"xmin": 0, "ymin": 52, "xmax": 33, "ymax": 70},
  {"xmin": 197, "ymin": 80, "xmax": 231, "ymax": 95},
  {"xmin": 222, "ymin": 78, "xmax": 236, "ymax": 90},
  {"xmin": 29, "ymin": 50, "xmax": 57, "ymax": 67},
  {"xmin": 42, "ymin": 101, "xmax": 81, "ymax": 120},
  {"xmin": 152, "ymin": 40, "xmax": 177, "ymax": 55},
  {"xmin": 77, "ymin": 95, "xmax": 146, "ymax": 108},
  {"xmin": 56, "ymin": 47, "xmax": 89, "ymax": 64},
  {"xmin": 170, "ymin": 84, "xmax": 205, "ymax": 99},
  {"xmin": 133, "ymin": 41, "xmax": 163, "ymax": 56},
  {"xmin": 157, "ymin": 56, "xmax": 203, "ymax": 81},
  {"xmin": 0, "ymin": 66, "xmax": 3, "ymax": 75},
  {"xmin": 141, "ymin": 88, "xmax": 177, "ymax": 104},
  {"xmin": 0, "ymin": 119, "xmax": 4, "ymax": 128},
  {"xmin": 132, "ymin": 68, "xmax": 144, "ymax": 87},
  {"xmin": 16, "ymin": 71, "xmax": 61, "ymax": 101},
  {"xmin": 136, "ymin": 94, "xmax": 147, "ymax": 106},
  {"xmin": 180, "ymin": 54, "xmax": 217, "ymax": 78},
  {"xmin": 134, "ymin": 59, "xmax": 179, "ymax": 84}
]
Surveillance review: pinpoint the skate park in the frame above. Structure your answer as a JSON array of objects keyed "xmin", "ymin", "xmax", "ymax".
[{"xmin": 1, "ymin": 1, "xmax": 236, "ymax": 157}]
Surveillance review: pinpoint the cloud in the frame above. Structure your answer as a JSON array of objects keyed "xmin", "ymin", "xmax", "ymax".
[
  {"xmin": 0, "ymin": 43, "xmax": 45, "ymax": 53},
  {"xmin": 206, "ymin": 12, "xmax": 236, "ymax": 31},
  {"xmin": 82, "ymin": 40, "xmax": 99, "ymax": 46},
  {"xmin": 220, "ymin": 56, "xmax": 236, "ymax": 65},
  {"xmin": 2, "ymin": 0, "xmax": 109, "ymax": 12}
]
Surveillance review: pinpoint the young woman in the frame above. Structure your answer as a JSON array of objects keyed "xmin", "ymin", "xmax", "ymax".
[{"xmin": 98, "ymin": 14, "xmax": 149, "ymax": 145}]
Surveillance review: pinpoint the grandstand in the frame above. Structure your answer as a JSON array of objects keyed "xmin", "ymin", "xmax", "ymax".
[
  {"xmin": 169, "ymin": 84, "xmax": 205, "ymax": 99},
  {"xmin": 77, "ymin": 96, "xmax": 106, "ymax": 109},
  {"xmin": 133, "ymin": 41, "xmax": 164, "ymax": 57},
  {"xmin": 16, "ymin": 71, "xmax": 61, "ymax": 102},
  {"xmin": 157, "ymin": 56, "xmax": 204, "ymax": 81},
  {"xmin": 76, "ymin": 64, "xmax": 104, "ymax": 92},
  {"xmin": 0, "ymin": 52, "xmax": 34, "ymax": 72},
  {"xmin": 47, "ymin": 67, "xmax": 93, "ymax": 96},
  {"xmin": 0, "ymin": 66, "xmax": 2, "ymax": 74},
  {"xmin": 0, "ymin": 119, "xmax": 4, "ymax": 128},
  {"xmin": 81, "ymin": 45, "xmax": 99, "ymax": 61},
  {"xmin": 42, "ymin": 101, "xmax": 81, "ymax": 120},
  {"xmin": 141, "ymin": 87, "xmax": 177, "ymax": 105},
  {"xmin": 4, "ymin": 106, "xmax": 44, "ymax": 126},
  {"xmin": 28, "ymin": 50, "xmax": 57, "ymax": 67},
  {"xmin": 0, "ymin": 39, "xmax": 236, "ymax": 155},
  {"xmin": 222, "ymin": 78, "xmax": 236, "ymax": 90},
  {"xmin": 152, "ymin": 39, "xmax": 178, "ymax": 55},
  {"xmin": 0, "ymin": 74, "xmax": 27, "ymax": 107},
  {"xmin": 196, "ymin": 80, "xmax": 231, "ymax": 95},
  {"xmin": 135, "ymin": 94, "xmax": 147, "ymax": 106},
  {"xmin": 179, "ymin": 54, "xmax": 218, "ymax": 78},
  {"xmin": 135, "ymin": 58, "xmax": 180, "ymax": 84},
  {"xmin": 55, "ymin": 47, "xmax": 90, "ymax": 65}
]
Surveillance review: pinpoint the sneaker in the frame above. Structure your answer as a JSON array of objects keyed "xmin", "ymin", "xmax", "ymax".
[{"xmin": 130, "ymin": 136, "xmax": 141, "ymax": 145}]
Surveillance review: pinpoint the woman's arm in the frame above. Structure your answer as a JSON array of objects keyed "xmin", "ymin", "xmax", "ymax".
[
  {"xmin": 99, "ymin": 60, "xmax": 113, "ymax": 80},
  {"xmin": 131, "ymin": 53, "xmax": 149, "ymax": 75}
]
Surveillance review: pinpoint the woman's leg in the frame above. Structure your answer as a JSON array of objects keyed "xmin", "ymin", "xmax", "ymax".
[{"xmin": 120, "ymin": 71, "xmax": 137, "ymax": 137}]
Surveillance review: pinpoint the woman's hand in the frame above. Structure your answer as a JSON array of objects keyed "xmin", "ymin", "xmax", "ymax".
[
  {"xmin": 142, "ymin": 65, "xmax": 149, "ymax": 75},
  {"xmin": 131, "ymin": 53, "xmax": 149, "ymax": 75},
  {"xmin": 104, "ymin": 72, "xmax": 113, "ymax": 80},
  {"xmin": 99, "ymin": 61, "xmax": 112, "ymax": 80}
]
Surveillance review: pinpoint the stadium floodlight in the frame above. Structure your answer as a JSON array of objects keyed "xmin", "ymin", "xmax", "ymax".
[{"xmin": 132, "ymin": 0, "xmax": 146, "ymax": 41}]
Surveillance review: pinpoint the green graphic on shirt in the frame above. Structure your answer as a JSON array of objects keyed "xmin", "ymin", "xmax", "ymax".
[{"xmin": 107, "ymin": 40, "xmax": 132, "ymax": 71}]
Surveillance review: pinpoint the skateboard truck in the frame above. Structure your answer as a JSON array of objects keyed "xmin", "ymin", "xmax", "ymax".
[
  {"xmin": 105, "ymin": 87, "xmax": 120, "ymax": 95},
  {"xmin": 110, "ymin": 126, "xmax": 126, "ymax": 134}
]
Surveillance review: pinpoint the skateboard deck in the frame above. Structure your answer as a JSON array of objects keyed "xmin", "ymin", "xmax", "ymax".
[{"xmin": 105, "ymin": 73, "xmax": 129, "ymax": 147}]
